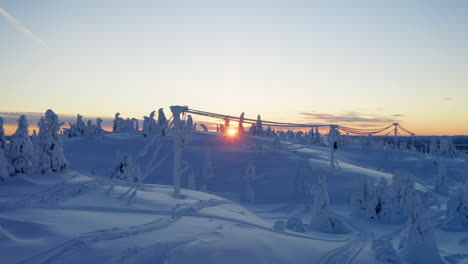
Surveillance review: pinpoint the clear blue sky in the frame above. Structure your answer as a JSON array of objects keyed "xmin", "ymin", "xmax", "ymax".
[{"xmin": 1, "ymin": 0, "xmax": 467, "ymax": 135}]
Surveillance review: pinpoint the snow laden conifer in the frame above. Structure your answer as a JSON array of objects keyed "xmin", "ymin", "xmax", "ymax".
[
  {"xmin": 309, "ymin": 174, "xmax": 351, "ymax": 233},
  {"xmin": 399, "ymin": 193, "xmax": 443, "ymax": 264},
  {"xmin": 441, "ymin": 181, "xmax": 468, "ymax": 231},
  {"xmin": 256, "ymin": 115, "xmax": 264, "ymax": 136},
  {"xmin": 35, "ymin": 110, "xmax": 68, "ymax": 174},
  {"xmin": 434, "ymin": 159, "xmax": 449, "ymax": 195},
  {"xmin": 186, "ymin": 115, "xmax": 194, "ymax": 131},
  {"xmin": 74, "ymin": 114, "xmax": 87, "ymax": 136},
  {"xmin": 157, "ymin": 108, "xmax": 168, "ymax": 136},
  {"xmin": 109, "ymin": 152, "xmax": 134, "ymax": 181},
  {"xmin": 240, "ymin": 162, "xmax": 256, "ymax": 203},
  {"xmin": 142, "ymin": 111, "xmax": 157, "ymax": 138},
  {"xmin": 113, "ymin": 113, "xmax": 123, "ymax": 132},
  {"xmin": 0, "ymin": 117, "xmax": 10, "ymax": 181},
  {"xmin": 9, "ymin": 115, "xmax": 33, "ymax": 174}
]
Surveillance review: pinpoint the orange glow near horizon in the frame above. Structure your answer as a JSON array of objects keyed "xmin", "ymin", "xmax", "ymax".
[{"xmin": 227, "ymin": 128, "xmax": 238, "ymax": 136}]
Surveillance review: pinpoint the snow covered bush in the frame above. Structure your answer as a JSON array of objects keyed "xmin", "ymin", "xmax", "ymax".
[
  {"xmin": 399, "ymin": 194, "xmax": 443, "ymax": 264},
  {"xmin": 240, "ymin": 162, "xmax": 256, "ymax": 203},
  {"xmin": 9, "ymin": 115, "xmax": 33, "ymax": 174},
  {"xmin": 441, "ymin": 181, "xmax": 468, "ymax": 231},
  {"xmin": 309, "ymin": 174, "xmax": 352, "ymax": 233},
  {"xmin": 35, "ymin": 110, "xmax": 68, "ymax": 174}
]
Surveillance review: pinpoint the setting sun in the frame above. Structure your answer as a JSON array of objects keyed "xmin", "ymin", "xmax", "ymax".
[{"xmin": 227, "ymin": 128, "xmax": 238, "ymax": 136}]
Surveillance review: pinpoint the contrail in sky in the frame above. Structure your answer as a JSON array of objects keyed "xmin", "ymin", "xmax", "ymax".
[{"xmin": 0, "ymin": 7, "xmax": 48, "ymax": 48}]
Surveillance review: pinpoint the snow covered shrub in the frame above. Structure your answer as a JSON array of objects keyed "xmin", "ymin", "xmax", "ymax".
[
  {"xmin": 309, "ymin": 174, "xmax": 352, "ymax": 233},
  {"xmin": 9, "ymin": 115, "xmax": 33, "ymax": 174},
  {"xmin": 240, "ymin": 162, "xmax": 256, "ymax": 203},
  {"xmin": 35, "ymin": 110, "xmax": 68, "ymax": 174},
  {"xmin": 441, "ymin": 181, "xmax": 468, "ymax": 231},
  {"xmin": 434, "ymin": 159, "xmax": 449, "ymax": 195},
  {"xmin": 399, "ymin": 194, "xmax": 443, "ymax": 264},
  {"xmin": 110, "ymin": 152, "xmax": 134, "ymax": 181}
]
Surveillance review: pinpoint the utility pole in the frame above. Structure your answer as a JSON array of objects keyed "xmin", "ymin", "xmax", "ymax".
[
  {"xmin": 393, "ymin": 123, "xmax": 399, "ymax": 148},
  {"xmin": 170, "ymin": 105, "xmax": 188, "ymax": 199}
]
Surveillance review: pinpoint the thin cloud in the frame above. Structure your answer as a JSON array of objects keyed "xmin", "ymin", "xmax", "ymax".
[
  {"xmin": 441, "ymin": 97, "xmax": 453, "ymax": 102},
  {"xmin": 0, "ymin": 7, "xmax": 48, "ymax": 48},
  {"xmin": 299, "ymin": 111, "xmax": 396, "ymax": 124},
  {"xmin": 392, "ymin": 114, "xmax": 405, "ymax": 117}
]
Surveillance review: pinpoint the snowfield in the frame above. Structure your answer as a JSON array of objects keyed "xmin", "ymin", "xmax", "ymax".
[{"xmin": 1, "ymin": 131, "xmax": 467, "ymax": 264}]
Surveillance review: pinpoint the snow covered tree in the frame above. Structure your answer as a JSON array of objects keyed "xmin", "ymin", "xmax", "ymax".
[
  {"xmin": 241, "ymin": 162, "xmax": 256, "ymax": 203},
  {"xmin": 256, "ymin": 115, "xmax": 263, "ymax": 136},
  {"xmin": 309, "ymin": 174, "xmax": 351, "ymax": 233},
  {"xmin": 351, "ymin": 175, "xmax": 374, "ymax": 216},
  {"xmin": 112, "ymin": 113, "xmax": 123, "ymax": 132},
  {"xmin": 9, "ymin": 115, "xmax": 33, "ymax": 174},
  {"xmin": 186, "ymin": 115, "xmax": 194, "ymax": 131},
  {"xmin": 110, "ymin": 152, "xmax": 134, "ymax": 181},
  {"xmin": 75, "ymin": 114, "xmax": 87, "ymax": 136},
  {"xmin": 441, "ymin": 181, "xmax": 468, "ymax": 231},
  {"xmin": 35, "ymin": 110, "xmax": 68, "ymax": 174},
  {"xmin": 434, "ymin": 159, "xmax": 449, "ymax": 195},
  {"xmin": 157, "ymin": 108, "xmax": 168, "ymax": 136},
  {"xmin": 248, "ymin": 124, "xmax": 256, "ymax": 135},
  {"xmin": 142, "ymin": 111, "xmax": 157, "ymax": 138},
  {"xmin": 399, "ymin": 193, "xmax": 443, "ymax": 264}
]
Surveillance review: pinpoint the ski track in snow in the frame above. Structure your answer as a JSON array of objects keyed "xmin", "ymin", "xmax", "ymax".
[
  {"xmin": 319, "ymin": 231, "xmax": 372, "ymax": 264},
  {"xmin": 17, "ymin": 199, "xmax": 230, "ymax": 264},
  {"xmin": 4, "ymin": 172, "xmax": 92, "ymax": 210},
  {"xmin": 17, "ymin": 200, "xmax": 350, "ymax": 263}
]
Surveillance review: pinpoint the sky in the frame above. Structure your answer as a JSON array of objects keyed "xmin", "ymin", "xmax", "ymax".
[{"xmin": 1, "ymin": 0, "xmax": 467, "ymax": 135}]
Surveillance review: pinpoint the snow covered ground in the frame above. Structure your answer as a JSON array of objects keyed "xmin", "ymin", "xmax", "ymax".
[{"xmin": 1, "ymin": 131, "xmax": 467, "ymax": 263}]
